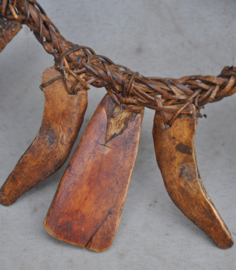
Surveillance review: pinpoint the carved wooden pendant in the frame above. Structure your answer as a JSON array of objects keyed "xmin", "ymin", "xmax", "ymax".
[
  {"xmin": 1, "ymin": 0, "xmax": 235, "ymax": 251},
  {"xmin": 0, "ymin": 67, "xmax": 87, "ymax": 205},
  {"xmin": 44, "ymin": 94, "xmax": 144, "ymax": 251},
  {"xmin": 152, "ymin": 105, "xmax": 234, "ymax": 249}
]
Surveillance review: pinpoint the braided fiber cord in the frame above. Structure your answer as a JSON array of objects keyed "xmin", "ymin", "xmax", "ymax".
[{"xmin": 2, "ymin": 0, "xmax": 236, "ymax": 124}]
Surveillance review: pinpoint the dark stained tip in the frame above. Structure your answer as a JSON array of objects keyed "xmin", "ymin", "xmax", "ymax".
[{"xmin": 217, "ymin": 238, "xmax": 234, "ymax": 249}]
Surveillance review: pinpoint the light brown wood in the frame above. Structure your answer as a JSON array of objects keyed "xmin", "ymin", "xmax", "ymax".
[
  {"xmin": 44, "ymin": 94, "xmax": 144, "ymax": 252},
  {"xmin": 153, "ymin": 105, "xmax": 233, "ymax": 249},
  {"xmin": 0, "ymin": 67, "xmax": 87, "ymax": 206}
]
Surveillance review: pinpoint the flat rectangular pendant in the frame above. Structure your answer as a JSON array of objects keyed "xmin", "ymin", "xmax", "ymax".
[{"xmin": 44, "ymin": 94, "xmax": 144, "ymax": 251}]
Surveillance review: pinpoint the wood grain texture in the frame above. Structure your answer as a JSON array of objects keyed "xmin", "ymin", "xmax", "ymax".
[
  {"xmin": 0, "ymin": 18, "xmax": 21, "ymax": 52},
  {"xmin": 153, "ymin": 105, "xmax": 233, "ymax": 249},
  {"xmin": 0, "ymin": 67, "xmax": 87, "ymax": 206},
  {"xmin": 44, "ymin": 94, "xmax": 144, "ymax": 252}
]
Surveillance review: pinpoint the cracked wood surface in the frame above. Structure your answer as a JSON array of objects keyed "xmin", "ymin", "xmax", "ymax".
[
  {"xmin": 44, "ymin": 94, "xmax": 144, "ymax": 252},
  {"xmin": 0, "ymin": 67, "xmax": 87, "ymax": 205},
  {"xmin": 153, "ymin": 105, "xmax": 233, "ymax": 249}
]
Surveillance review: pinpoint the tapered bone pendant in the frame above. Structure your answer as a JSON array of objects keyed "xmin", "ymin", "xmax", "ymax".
[
  {"xmin": 44, "ymin": 94, "xmax": 144, "ymax": 252},
  {"xmin": 153, "ymin": 105, "xmax": 233, "ymax": 249},
  {"xmin": 0, "ymin": 67, "xmax": 87, "ymax": 205}
]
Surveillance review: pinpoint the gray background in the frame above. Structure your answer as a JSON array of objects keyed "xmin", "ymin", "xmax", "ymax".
[{"xmin": 0, "ymin": 0, "xmax": 236, "ymax": 269}]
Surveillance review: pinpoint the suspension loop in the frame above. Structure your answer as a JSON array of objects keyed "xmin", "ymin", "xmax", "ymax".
[{"xmin": 2, "ymin": 1, "xmax": 236, "ymax": 122}]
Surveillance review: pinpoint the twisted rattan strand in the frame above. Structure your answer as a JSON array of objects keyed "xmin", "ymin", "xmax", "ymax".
[{"xmin": 2, "ymin": 0, "xmax": 236, "ymax": 124}]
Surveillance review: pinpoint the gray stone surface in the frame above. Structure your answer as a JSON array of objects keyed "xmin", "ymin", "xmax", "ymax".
[{"xmin": 0, "ymin": 0, "xmax": 236, "ymax": 269}]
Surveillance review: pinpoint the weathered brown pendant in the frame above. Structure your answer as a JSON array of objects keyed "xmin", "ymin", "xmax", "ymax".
[
  {"xmin": 1, "ymin": 0, "xmax": 236, "ymax": 251},
  {"xmin": 0, "ymin": 17, "xmax": 21, "ymax": 52},
  {"xmin": 152, "ymin": 105, "xmax": 234, "ymax": 249},
  {"xmin": 0, "ymin": 67, "xmax": 87, "ymax": 205},
  {"xmin": 44, "ymin": 94, "xmax": 144, "ymax": 251}
]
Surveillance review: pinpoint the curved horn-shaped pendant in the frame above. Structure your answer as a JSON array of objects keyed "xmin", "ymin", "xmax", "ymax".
[
  {"xmin": 153, "ymin": 105, "xmax": 233, "ymax": 249},
  {"xmin": 0, "ymin": 67, "xmax": 87, "ymax": 205}
]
